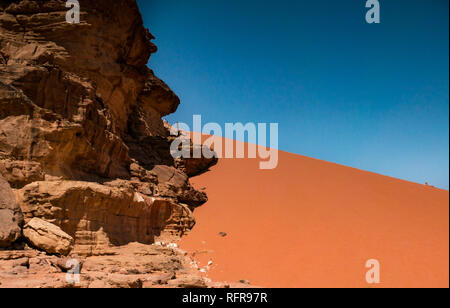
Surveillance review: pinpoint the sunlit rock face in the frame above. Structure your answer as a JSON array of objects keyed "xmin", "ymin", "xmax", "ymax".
[{"xmin": 0, "ymin": 0, "xmax": 216, "ymax": 254}]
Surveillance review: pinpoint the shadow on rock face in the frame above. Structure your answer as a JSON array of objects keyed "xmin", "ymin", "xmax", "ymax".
[{"xmin": 0, "ymin": 175, "xmax": 23, "ymax": 248}]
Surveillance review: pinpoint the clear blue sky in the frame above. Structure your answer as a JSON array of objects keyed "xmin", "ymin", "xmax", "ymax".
[{"xmin": 137, "ymin": 0, "xmax": 449, "ymax": 189}]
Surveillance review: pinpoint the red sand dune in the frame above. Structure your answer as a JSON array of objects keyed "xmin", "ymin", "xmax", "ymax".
[{"xmin": 181, "ymin": 138, "xmax": 449, "ymax": 288}]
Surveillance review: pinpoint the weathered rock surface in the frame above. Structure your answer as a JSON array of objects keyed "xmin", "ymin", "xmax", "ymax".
[
  {"xmin": 0, "ymin": 0, "xmax": 224, "ymax": 288},
  {"xmin": 0, "ymin": 243, "xmax": 252, "ymax": 288},
  {"xmin": 23, "ymin": 217, "xmax": 74, "ymax": 256},
  {"xmin": 0, "ymin": 175, "xmax": 23, "ymax": 247},
  {"xmin": 0, "ymin": 0, "xmax": 215, "ymax": 255},
  {"xmin": 0, "ymin": 210, "xmax": 21, "ymax": 247},
  {"xmin": 18, "ymin": 180, "xmax": 196, "ymax": 255}
]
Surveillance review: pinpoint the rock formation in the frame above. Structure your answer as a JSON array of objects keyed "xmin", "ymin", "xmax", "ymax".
[
  {"xmin": 0, "ymin": 0, "xmax": 221, "ymax": 288},
  {"xmin": 23, "ymin": 217, "xmax": 74, "ymax": 256},
  {"xmin": 0, "ymin": 242, "xmax": 252, "ymax": 288},
  {"xmin": 0, "ymin": 0, "xmax": 216, "ymax": 252},
  {"xmin": 0, "ymin": 175, "xmax": 23, "ymax": 247}
]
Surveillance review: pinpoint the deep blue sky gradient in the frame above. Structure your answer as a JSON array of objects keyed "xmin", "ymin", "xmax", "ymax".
[{"xmin": 137, "ymin": 0, "xmax": 449, "ymax": 189}]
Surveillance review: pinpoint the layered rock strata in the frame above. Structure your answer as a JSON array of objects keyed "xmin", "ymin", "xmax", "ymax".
[{"xmin": 0, "ymin": 0, "xmax": 217, "ymax": 257}]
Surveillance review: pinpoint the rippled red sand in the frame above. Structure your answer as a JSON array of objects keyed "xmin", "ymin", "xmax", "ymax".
[{"xmin": 181, "ymin": 139, "xmax": 449, "ymax": 288}]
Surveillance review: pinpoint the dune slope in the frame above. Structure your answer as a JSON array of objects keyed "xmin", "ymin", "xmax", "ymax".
[{"xmin": 181, "ymin": 143, "xmax": 449, "ymax": 288}]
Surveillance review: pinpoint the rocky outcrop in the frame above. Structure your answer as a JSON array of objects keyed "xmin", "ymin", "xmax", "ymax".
[
  {"xmin": 0, "ymin": 175, "xmax": 23, "ymax": 247},
  {"xmin": 23, "ymin": 218, "xmax": 74, "ymax": 255},
  {"xmin": 0, "ymin": 242, "xmax": 252, "ymax": 288},
  {"xmin": 0, "ymin": 0, "xmax": 216, "ymax": 257},
  {"xmin": 18, "ymin": 180, "xmax": 196, "ymax": 255},
  {"xmin": 168, "ymin": 130, "xmax": 219, "ymax": 177}
]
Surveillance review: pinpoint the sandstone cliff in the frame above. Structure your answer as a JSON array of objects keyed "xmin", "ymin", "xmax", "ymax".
[{"xmin": 0, "ymin": 0, "xmax": 217, "ymax": 258}]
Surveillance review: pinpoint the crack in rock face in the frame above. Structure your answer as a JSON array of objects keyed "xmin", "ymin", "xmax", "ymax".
[{"xmin": 0, "ymin": 0, "xmax": 217, "ymax": 256}]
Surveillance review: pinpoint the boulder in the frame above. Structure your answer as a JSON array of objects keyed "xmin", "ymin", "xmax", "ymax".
[
  {"xmin": 23, "ymin": 218, "xmax": 74, "ymax": 256},
  {"xmin": 167, "ymin": 276, "xmax": 207, "ymax": 288},
  {"xmin": 0, "ymin": 176, "xmax": 23, "ymax": 248}
]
